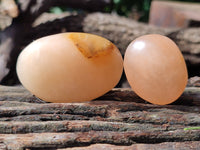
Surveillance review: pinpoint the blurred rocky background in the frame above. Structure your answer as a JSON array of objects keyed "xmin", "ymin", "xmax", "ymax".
[{"xmin": 1, "ymin": 0, "xmax": 200, "ymax": 87}]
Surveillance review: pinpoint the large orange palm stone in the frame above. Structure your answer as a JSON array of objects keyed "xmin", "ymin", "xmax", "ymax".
[{"xmin": 16, "ymin": 33, "xmax": 123, "ymax": 103}]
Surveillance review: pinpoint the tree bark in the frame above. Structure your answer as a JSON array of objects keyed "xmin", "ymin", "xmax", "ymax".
[
  {"xmin": 0, "ymin": 0, "xmax": 112, "ymax": 85},
  {"xmin": 63, "ymin": 142, "xmax": 200, "ymax": 150},
  {"xmin": 0, "ymin": 85, "xmax": 200, "ymax": 149},
  {"xmin": 2, "ymin": 12, "xmax": 200, "ymax": 84},
  {"xmin": 33, "ymin": 13, "xmax": 200, "ymax": 67}
]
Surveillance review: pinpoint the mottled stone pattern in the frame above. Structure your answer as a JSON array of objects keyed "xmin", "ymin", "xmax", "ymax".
[{"xmin": 0, "ymin": 85, "xmax": 200, "ymax": 149}]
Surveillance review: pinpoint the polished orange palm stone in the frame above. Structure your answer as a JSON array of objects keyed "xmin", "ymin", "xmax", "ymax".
[
  {"xmin": 16, "ymin": 33, "xmax": 123, "ymax": 103},
  {"xmin": 124, "ymin": 34, "xmax": 188, "ymax": 105}
]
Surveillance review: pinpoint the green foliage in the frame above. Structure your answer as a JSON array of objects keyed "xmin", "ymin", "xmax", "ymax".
[
  {"xmin": 184, "ymin": 127, "xmax": 200, "ymax": 130},
  {"xmin": 49, "ymin": 0, "xmax": 200, "ymax": 22},
  {"xmin": 49, "ymin": 7, "xmax": 64, "ymax": 14},
  {"xmin": 111, "ymin": 0, "xmax": 151, "ymax": 22},
  {"xmin": 109, "ymin": 0, "xmax": 200, "ymax": 22},
  {"xmin": 49, "ymin": 6, "xmax": 83, "ymax": 14}
]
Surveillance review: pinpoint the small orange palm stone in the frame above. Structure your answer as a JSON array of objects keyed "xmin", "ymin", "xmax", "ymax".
[{"xmin": 124, "ymin": 34, "xmax": 188, "ymax": 105}]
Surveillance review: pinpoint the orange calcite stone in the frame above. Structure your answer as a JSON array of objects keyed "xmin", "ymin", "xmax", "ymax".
[
  {"xmin": 16, "ymin": 33, "xmax": 123, "ymax": 103},
  {"xmin": 124, "ymin": 34, "xmax": 188, "ymax": 105}
]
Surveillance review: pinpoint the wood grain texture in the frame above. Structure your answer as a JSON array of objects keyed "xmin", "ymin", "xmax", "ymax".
[
  {"xmin": 0, "ymin": 85, "xmax": 199, "ymax": 149},
  {"xmin": 61, "ymin": 142, "xmax": 200, "ymax": 150}
]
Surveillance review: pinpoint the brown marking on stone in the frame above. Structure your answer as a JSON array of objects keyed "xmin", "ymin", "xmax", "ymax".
[{"xmin": 68, "ymin": 33, "xmax": 114, "ymax": 58}]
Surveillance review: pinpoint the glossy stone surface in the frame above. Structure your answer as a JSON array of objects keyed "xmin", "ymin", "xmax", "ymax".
[
  {"xmin": 124, "ymin": 34, "xmax": 188, "ymax": 105},
  {"xmin": 16, "ymin": 33, "xmax": 123, "ymax": 103}
]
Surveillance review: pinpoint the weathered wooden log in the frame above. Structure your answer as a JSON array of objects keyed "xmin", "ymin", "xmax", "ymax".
[
  {"xmin": 1, "ymin": 85, "xmax": 200, "ymax": 105},
  {"xmin": 83, "ymin": 13, "xmax": 200, "ymax": 69},
  {"xmin": 28, "ymin": 12, "xmax": 200, "ymax": 60},
  {"xmin": 0, "ymin": 0, "xmax": 19, "ymax": 18},
  {"xmin": 0, "ymin": 131, "xmax": 200, "ymax": 150},
  {"xmin": 0, "ymin": 85, "xmax": 200, "ymax": 149},
  {"xmin": 61, "ymin": 142, "xmax": 200, "ymax": 150},
  {"xmin": 0, "ymin": 0, "xmax": 112, "ymax": 85},
  {"xmin": 0, "ymin": 120, "xmax": 186, "ymax": 134},
  {"xmin": 187, "ymin": 76, "xmax": 200, "ymax": 87},
  {"xmin": 2, "ymin": 12, "xmax": 200, "ymax": 84}
]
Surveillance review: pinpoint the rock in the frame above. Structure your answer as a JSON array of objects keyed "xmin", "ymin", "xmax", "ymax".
[{"xmin": 149, "ymin": 0, "xmax": 200, "ymax": 28}]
